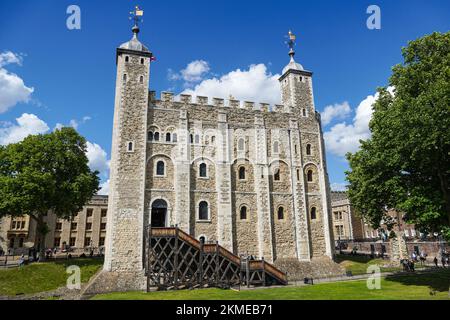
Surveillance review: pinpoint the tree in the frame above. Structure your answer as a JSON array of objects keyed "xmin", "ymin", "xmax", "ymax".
[
  {"xmin": 346, "ymin": 32, "xmax": 450, "ymax": 240},
  {"xmin": 0, "ymin": 127, "xmax": 100, "ymax": 259}
]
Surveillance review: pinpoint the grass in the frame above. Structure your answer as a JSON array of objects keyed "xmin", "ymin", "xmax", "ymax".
[
  {"xmin": 92, "ymin": 268, "xmax": 450, "ymax": 300},
  {"xmin": 335, "ymin": 254, "xmax": 409, "ymax": 275},
  {"xmin": 0, "ymin": 258, "xmax": 103, "ymax": 296}
]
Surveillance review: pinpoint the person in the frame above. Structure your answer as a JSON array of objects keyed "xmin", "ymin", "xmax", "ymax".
[
  {"xmin": 19, "ymin": 254, "xmax": 25, "ymax": 268},
  {"xmin": 446, "ymin": 255, "xmax": 449, "ymax": 267},
  {"xmin": 441, "ymin": 256, "xmax": 446, "ymax": 267},
  {"xmin": 434, "ymin": 257, "xmax": 438, "ymax": 267}
]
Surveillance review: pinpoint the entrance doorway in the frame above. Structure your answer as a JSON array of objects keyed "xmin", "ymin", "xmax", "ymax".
[{"xmin": 151, "ymin": 199, "xmax": 167, "ymax": 227}]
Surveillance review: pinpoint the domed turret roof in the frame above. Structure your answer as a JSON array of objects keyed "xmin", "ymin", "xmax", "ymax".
[
  {"xmin": 119, "ymin": 26, "xmax": 150, "ymax": 53},
  {"xmin": 282, "ymin": 56, "xmax": 304, "ymax": 74}
]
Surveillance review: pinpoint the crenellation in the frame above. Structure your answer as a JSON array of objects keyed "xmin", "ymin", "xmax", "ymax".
[
  {"xmin": 161, "ymin": 91, "xmax": 174, "ymax": 102},
  {"xmin": 229, "ymin": 99, "xmax": 240, "ymax": 108},
  {"xmin": 196, "ymin": 96, "xmax": 208, "ymax": 105},
  {"xmin": 180, "ymin": 94, "xmax": 192, "ymax": 104},
  {"xmin": 244, "ymin": 101, "xmax": 255, "ymax": 110},
  {"xmin": 213, "ymin": 97, "xmax": 225, "ymax": 108}
]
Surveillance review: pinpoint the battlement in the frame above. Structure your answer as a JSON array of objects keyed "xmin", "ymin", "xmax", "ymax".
[{"xmin": 151, "ymin": 91, "xmax": 290, "ymax": 113}]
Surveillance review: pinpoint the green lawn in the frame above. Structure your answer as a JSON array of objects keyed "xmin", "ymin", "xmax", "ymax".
[
  {"xmin": 0, "ymin": 258, "xmax": 103, "ymax": 296},
  {"xmin": 92, "ymin": 269, "xmax": 450, "ymax": 300},
  {"xmin": 335, "ymin": 254, "xmax": 411, "ymax": 275}
]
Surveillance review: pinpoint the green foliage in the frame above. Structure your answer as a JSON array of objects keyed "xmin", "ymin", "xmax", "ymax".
[
  {"xmin": 346, "ymin": 32, "xmax": 450, "ymax": 239},
  {"xmin": 0, "ymin": 127, "xmax": 100, "ymax": 221}
]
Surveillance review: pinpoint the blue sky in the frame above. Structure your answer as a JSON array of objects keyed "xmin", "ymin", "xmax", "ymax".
[{"xmin": 0, "ymin": 0, "xmax": 449, "ymax": 193}]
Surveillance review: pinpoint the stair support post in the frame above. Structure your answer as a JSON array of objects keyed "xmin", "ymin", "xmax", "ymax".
[
  {"xmin": 199, "ymin": 240, "xmax": 204, "ymax": 287},
  {"xmin": 262, "ymin": 257, "xmax": 266, "ymax": 287},
  {"xmin": 174, "ymin": 226, "xmax": 179, "ymax": 290}
]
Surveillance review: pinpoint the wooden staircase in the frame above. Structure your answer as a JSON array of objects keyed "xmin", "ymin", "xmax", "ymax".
[{"xmin": 145, "ymin": 226, "xmax": 288, "ymax": 291}]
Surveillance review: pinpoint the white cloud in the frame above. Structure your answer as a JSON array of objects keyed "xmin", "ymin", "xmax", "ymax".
[
  {"xmin": 86, "ymin": 141, "xmax": 110, "ymax": 179},
  {"xmin": 54, "ymin": 116, "xmax": 91, "ymax": 131},
  {"xmin": 324, "ymin": 87, "xmax": 394, "ymax": 157},
  {"xmin": 0, "ymin": 113, "xmax": 49, "ymax": 145},
  {"xmin": 321, "ymin": 102, "xmax": 351, "ymax": 126},
  {"xmin": 182, "ymin": 64, "xmax": 281, "ymax": 105},
  {"xmin": 330, "ymin": 182, "xmax": 348, "ymax": 192},
  {"xmin": 98, "ymin": 179, "xmax": 110, "ymax": 195},
  {"xmin": 169, "ymin": 60, "xmax": 210, "ymax": 84},
  {"xmin": 0, "ymin": 51, "xmax": 34, "ymax": 113}
]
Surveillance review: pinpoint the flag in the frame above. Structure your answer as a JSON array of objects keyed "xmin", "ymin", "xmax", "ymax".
[
  {"xmin": 136, "ymin": 9, "xmax": 144, "ymax": 16},
  {"xmin": 150, "ymin": 56, "xmax": 156, "ymax": 61}
]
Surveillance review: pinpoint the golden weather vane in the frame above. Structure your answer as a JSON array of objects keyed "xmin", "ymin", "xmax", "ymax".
[
  {"xmin": 129, "ymin": 5, "xmax": 144, "ymax": 27},
  {"xmin": 286, "ymin": 30, "xmax": 296, "ymax": 51}
]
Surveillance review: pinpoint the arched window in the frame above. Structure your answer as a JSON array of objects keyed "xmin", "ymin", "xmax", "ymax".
[
  {"xmin": 139, "ymin": 75, "xmax": 144, "ymax": 84},
  {"xmin": 211, "ymin": 136, "xmax": 215, "ymax": 144},
  {"xmin": 140, "ymin": 58, "xmax": 144, "ymax": 65},
  {"xmin": 277, "ymin": 207, "xmax": 284, "ymax": 220},
  {"xmin": 199, "ymin": 236, "xmax": 206, "ymax": 244},
  {"xmin": 156, "ymin": 161, "xmax": 165, "ymax": 176},
  {"xmin": 190, "ymin": 134, "xmax": 194, "ymax": 144},
  {"xmin": 297, "ymin": 169, "xmax": 300, "ymax": 180},
  {"xmin": 273, "ymin": 141, "xmax": 279, "ymax": 153},
  {"xmin": 154, "ymin": 132, "xmax": 160, "ymax": 141},
  {"xmin": 240, "ymin": 206, "xmax": 247, "ymax": 220},
  {"xmin": 307, "ymin": 170, "xmax": 313, "ymax": 182},
  {"xmin": 198, "ymin": 201, "xmax": 209, "ymax": 220},
  {"xmin": 310, "ymin": 207, "xmax": 317, "ymax": 220},
  {"xmin": 302, "ymin": 109, "xmax": 307, "ymax": 117},
  {"xmin": 166, "ymin": 132, "xmax": 171, "ymax": 142},
  {"xmin": 172, "ymin": 133, "xmax": 178, "ymax": 143},
  {"xmin": 238, "ymin": 138, "xmax": 245, "ymax": 151},
  {"xmin": 125, "ymin": 56, "xmax": 129, "ymax": 62},
  {"xmin": 274, "ymin": 168, "xmax": 280, "ymax": 181},
  {"xmin": 306, "ymin": 144, "xmax": 312, "ymax": 155},
  {"xmin": 239, "ymin": 167, "xmax": 246, "ymax": 180},
  {"xmin": 199, "ymin": 163, "xmax": 207, "ymax": 178},
  {"xmin": 148, "ymin": 131, "xmax": 154, "ymax": 141},
  {"xmin": 127, "ymin": 141, "xmax": 134, "ymax": 152},
  {"xmin": 123, "ymin": 74, "xmax": 127, "ymax": 81}
]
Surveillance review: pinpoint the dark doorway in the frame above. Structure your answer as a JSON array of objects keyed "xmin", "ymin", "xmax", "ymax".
[{"xmin": 151, "ymin": 199, "xmax": 167, "ymax": 227}]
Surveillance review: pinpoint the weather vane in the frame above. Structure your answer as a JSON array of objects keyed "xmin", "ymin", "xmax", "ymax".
[
  {"xmin": 129, "ymin": 5, "xmax": 144, "ymax": 27},
  {"xmin": 285, "ymin": 30, "xmax": 296, "ymax": 53}
]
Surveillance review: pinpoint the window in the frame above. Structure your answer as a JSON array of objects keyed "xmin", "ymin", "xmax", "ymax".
[
  {"xmin": 277, "ymin": 207, "xmax": 284, "ymax": 220},
  {"xmin": 154, "ymin": 132, "xmax": 160, "ymax": 141},
  {"xmin": 307, "ymin": 170, "xmax": 313, "ymax": 182},
  {"xmin": 156, "ymin": 161, "xmax": 165, "ymax": 176},
  {"xmin": 273, "ymin": 141, "xmax": 279, "ymax": 153},
  {"xmin": 240, "ymin": 206, "xmax": 247, "ymax": 220},
  {"xmin": 127, "ymin": 141, "xmax": 134, "ymax": 152},
  {"xmin": 238, "ymin": 138, "xmax": 245, "ymax": 151},
  {"xmin": 306, "ymin": 144, "xmax": 312, "ymax": 155},
  {"xmin": 11, "ymin": 221, "xmax": 16, "ymax": 229},
  {"xmin": 211, "ymin": 136, "xmax": 215, "ymax": 144},
  {"xmin": 86, "ymin": 209, "xmax": 93, "ymax": 217},
  {"xmin": 296, "ymin": 169, "xmax": 300, "ymax": 181},
  {"xmin": 238, "ymin": 167, "xmax": 246, "ymax": 180},
  {"xmin": 195, "ymin": 135, "xmax": 200, "ymax": 144},
  {"xmin": 172, "ymin": 133, "xmax": 178, "ymax": 143},
  {"xmin": 99, "ymin": 237, "xmax": 105, "ymax": 246},
  {"xmin": 310, "ymin": 207, "xmax": 317, "ymax": 220},
  {"xmin": 302, "ymin": 108, "xmax": 306, "ymax": 117},
  {"xmin": 54, "ymin": 237, "xmax": 61, "ymax": 247},
  {"xmin": 69, "ymin": 237, "xmax": 76, "ymax": 247},
  {"xmin": 190, "ymin": 134, "xmax": 194, "ymax": 144},
  {"xmin": 140, "ymin": 58, "xmax": 144, "ymax": 64},
  {"xmin": 140, "ymin": 75, "xmax": 144, "ymax": 83},
  {"xmin": 148, "ymin": 131, "xmax": 154, "ymax": 141},
  {"xmin": 71, "ymin": 223, "xmax": 77, "ymax": 230},
  {"xmin": 166, "ymin": 132, "xmax": 171, "ymax": 142},
  {"xmin": 55, "ymin": 222, "xmax": 62, "ymax": 231},
  {"xmin": 199, "ymin": 236, "xmax": 206, "ymax": 244},
  {"xmin": 86, "ymin": 223, "xmax": 92, "ymax": 230},
  {"xmin": 84, "ymin": 237, "xmax": 91, "ymax": 247},
  {"xmin": 274, "ymin": 168, "xmax": 280, "ymax": 181},
  {"xmin": 125, "ymin": 56, "xmax": 129, "ymax": 62},
  {"xmin": 295, "ymin": 144, "xmax": 298, "ymax": 154},
  {"xmin": 123, "ymin": 73, "xmax": 127, "ymax": 81},
  {"xmin": 101, "ymin": 223, "xmax": 107, "ymax": 230},
  {"xmin": 199, "ymin": 163, "xmax": 207, "ymax": 178},
  {"xmin": 18, "ymin": 238, "xmax": 24, "ymax": 248},
  {"xmin": 101, "ymin": 209, "xmax": 107, "ymax": 217},
  {"xmin": 198, "ymin": 201, "xmax": 209, "ymax": 220}
]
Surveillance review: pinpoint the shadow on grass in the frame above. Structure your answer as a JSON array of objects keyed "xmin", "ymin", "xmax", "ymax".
[
  {"xmin": 335, "ymin": 254, "xmax": 374, "ymax": 264},
  {"xmin": 384, "ymin": 268, "xmax": 450, "ymax": 293},
  {"xmin": 51, "ymin": 257, "xmax": 104, "ymax": 268}
]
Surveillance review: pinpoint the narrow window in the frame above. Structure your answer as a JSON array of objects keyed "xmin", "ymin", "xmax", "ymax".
[
  {"xmin": 172, "ymin": 133, "xmax": 178, "ymax": 143},
  {"xmin": 199, "ymin": 236, "xmax": 206, "ymax": 244},
  {"xmin": 274, "ymin": 168, "xmax": 280, "ymax": 181},
  {"xmin": 306, "ymin": 144, "xmax": 312, "ymax": 155},
  {"xmin": 156, "ymin": 161, "xmax": 165, "ymax": 176},
  {"xmin": 261, "ymin": 167, "xmax": 264, "ymax": 178},
  {"xmin": 240, "ymin": 206, "xmax": 247, "ymax": 220},
  {"xmin": 273, "ymin": 141, "xmax": 279, "ymax": 154},
  {"xmin": 127, "ymin": 141, "xmax": 134, "ymax": 152},
  {"xmin": 199, "ymin": 163, "xmax": 207, "ymax": 178},
  {"xmin": 123, "ymin": 73, "xmax": 127, "ymax": 81},
  {"xmin": 166, "ymin": 132, "xmax": 171, "ymax": 142},
  {"xmin": 125, "ymin": 56, "xmax": 129, "ymax": 62},
  {"xmin": 278, "ymin": 207, "xmax": 284, "ymax": 220},
  {"xmin": 140, "ymin": 75, "xmax": 144, "ymax": 83},
  {"xmin": 154, "ymin": 132, "xmax": 160, "ymax": 141},
  {"xmin": 211, "ymin": 136, "xmax": 215, "ymax": 144},
  {"xmin": 310, "ymin": 207, "xmax": 317, "ymax": 220},
  {"xmin": 190, "ymin": 134, "xmax": 194, "ymax": 144},
  {"xmin": 302, "ymin": 109, "xmax": 306, "ymax": 117},
  {"xmin": 238, "ymin": 138, "xmax": 245, "ymax": 151},
  {"xmin": 195, "ymin": 135, "xmax": 200, "ymax": 144},
  {"xmin": 140, "ymin": 58, "xmax": 144, "ymax": 64},
  {"xmin": 296, "ymin": 169, "xmax": 300, "ymax": 180},
  {"xmin": 307, "ymin": 170, "xmax": 313, "ymax": 182},
  {"xmin": 198, "ymin": 201, "xmax": 209, "ymax": 220},
  {"xmin": 148, "ymin": 131, "xmax": 154, "ymax": 141},
  {"xmin": 294, "ymin": 144, "xmax": 298, "ymax": 154},
  {"xmin": 239, "ymin": 167, "xmax": 246, "ymax": 180}
]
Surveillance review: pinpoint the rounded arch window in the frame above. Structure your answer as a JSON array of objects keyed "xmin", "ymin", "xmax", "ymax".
[
  {"xmin": 240, "ymin": 206, "xmax": 247, "ymax": 220},
  {"xmin": 125, "ymin": 56, "xmax": 129, "ymax": 62},
  {"xmin": 123, "ymin": 73, "xmax": 127, "ymax": 81},
  {"xmin": 139, "ymin": 75, "xmax": 144, "ymax": 83},
  {"xmin": 148, "ymin": 131, "xmax": 154, "ymax": 141},
  {"xmin": 277, "ymin": 207, "xmax": 284, "ymax": 220},
  {"xmin": 198, "ymin": 201, "xmax": 209, "ymax": 221},
  {"xmin": 310, "ymin": 207, "xmax": 317, "ymax": 220},
  {"xmin": 190, "ymin": 134, "xmax": 194, "ymax": 144},
  {"xmin": 166, "ymin": 132, "xmax": 171, "ymax": 142},
  {"xmin": 199, "ymin": 163, "xmax": 207, "ymax": 178},
  {"xmin": 154, "ymin": 132, "xmax": 160, "ymax": 141},
  {"xmin": 238, "ymin": 138, "xmax": 245, "ymax": 151},
  {"xmin": 274, "ymin": 167, "xmax": 280, "ymax": 181},
  {"xmin": 140, "ymin": 58, "xmax": 144, "ymax": 64},
  {"xmin": 156, "ymin": 161, "xmax": 165, "ymax": 176},
  {"xmin": 199, "ymin": 236, "xmax": 206, "ymax": 244},
  {"xmin": 302, "ymin": 109, "xmax": 307, "ymax": 117},
  {"xmin": 238, "ymin": 166, "xmax": 246, "ymax": 180},
  {"xmin": 172, "ymin": 133, "xmax": 178, "ymax": 143},
  {"xmin": 307, "ymin": 169, "xmax": 313, "ymax": 182},
  {"xmin": 273, "ymin": 141, "xmax": 279, "ymax": 154}
]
